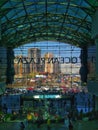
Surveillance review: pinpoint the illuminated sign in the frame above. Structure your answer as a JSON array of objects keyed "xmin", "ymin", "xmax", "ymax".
[{"xmin": 33, "ymin": 95, "xmax": 61, "ymax": 99}]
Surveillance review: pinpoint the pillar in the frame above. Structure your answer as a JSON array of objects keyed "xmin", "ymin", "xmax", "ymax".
[
  {"xmin": 87, "ymin": 9, "xmax": 98, "ymax": 110},
  {"xmin": 6, "ymin": 47, "xmax": 15, "ymax": 84},
  {"xmin": 0, "ymin": 47, "xmax": 7, "ymax": 94},
  {"xmin": 92, "ymin": 9, "xmax": 98, "ymax": 77},
  {"xmin": 79, "ymin": 47, "xmax": 88, "ymax": 83},
  {"xmin": 95, "ymin": 39, "xmax": 98, "ymax": 78}
]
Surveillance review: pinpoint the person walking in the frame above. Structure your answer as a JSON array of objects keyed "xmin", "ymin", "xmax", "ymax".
[
  {"xmin": 47, "ymin": 118, "xmax": 51, "ymax": 130},
  {"xmin": 69, "ymin": 119, "xmax": 73, "ymax": 130},
  {"xmin": 64, "ymin": 115, "xmax": 69, "ymax": 130},
  {"xmin": 20, "ymin": 122, "xmax": 25, "ymax": 130}
]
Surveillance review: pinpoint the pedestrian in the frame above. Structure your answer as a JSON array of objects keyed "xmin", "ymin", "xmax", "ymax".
[
  {"xmin": 47, "ymin": 118, "xmax": 51, "ymax": 130},
  {"xmin": 47, "ymin": 125, "xmax": 51, "ymax": 130},
  {"xmin": 69, "ymin": 119, "xmax": 73, "ymax": 130},
  {"xmin": 20, "ymin": 122, "xmax": 25, "ymax": 130},
  {"xmin": 64, "ymin": 115, "xmax": 69, "ymax": 130}
]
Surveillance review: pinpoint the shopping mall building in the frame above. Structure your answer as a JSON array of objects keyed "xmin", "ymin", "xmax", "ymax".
[{"xmin": 0, "ymin": 0, "xmax": 98, "ymax": 111}]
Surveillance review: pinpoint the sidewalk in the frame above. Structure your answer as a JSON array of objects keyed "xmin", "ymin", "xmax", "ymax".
[{"xmin": 0, "ymin": 120, "xmax": 98, "ymax": 130}]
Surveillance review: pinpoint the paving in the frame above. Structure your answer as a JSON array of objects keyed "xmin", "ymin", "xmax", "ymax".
[{"xmin": 0, "ymin": 120, "xmax": 98, "ymax": 130}]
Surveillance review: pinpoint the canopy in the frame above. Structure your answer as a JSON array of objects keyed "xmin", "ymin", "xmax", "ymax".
[{"xmin": 0, "ymin": 0, "xmax": 98, "ymax": 48}]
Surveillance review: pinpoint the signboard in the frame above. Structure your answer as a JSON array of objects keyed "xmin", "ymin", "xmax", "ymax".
[{"xmin": 33, "ymin": 94, "xmax": 61, "ymax": 99}]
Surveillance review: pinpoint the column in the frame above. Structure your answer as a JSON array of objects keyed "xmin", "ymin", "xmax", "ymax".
[
  {"xmin": 88, "ymin": 9, "xmax": 98, "ymax": 110},
  {"xmin": 79, "ymin": 47, "xmax": 88, "ymax": 83},
  {"xmin": 92, "ymin": 9, "xmax": 98, "ymax": 78},
  {"xmin": 0, "ymin": 47, "xmax": 7, "ymax": 94},
  {"xmin": 6, "ymin": 47, "xmax": 15, "ymax": 84},
  {"xmin": 95, "ymin": 39, "xmax": 98, "ymax": 78}
]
